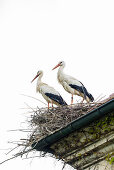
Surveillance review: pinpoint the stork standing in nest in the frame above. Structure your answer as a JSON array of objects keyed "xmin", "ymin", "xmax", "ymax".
[
  {"xmin": 52, "ymin": 61, "xmax": 94, "ymax": 104},
  {"xmin": 31, "ymin": 70, "xmax": 67, "ymax": 109}
]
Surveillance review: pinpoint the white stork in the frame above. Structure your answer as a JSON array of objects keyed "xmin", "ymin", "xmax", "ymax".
[
  {"xmin": 31, "ymin": 70, "xmax": 67, "ymax": 109},
  {"xmin": 52, "ymin": 61, "xmax": 94, "ymax": 104}
]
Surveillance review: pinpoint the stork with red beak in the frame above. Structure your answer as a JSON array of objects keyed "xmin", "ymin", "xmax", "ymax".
[
  {"xmin": 31, "ymin": 70, "xmax": 67, "ymax": 109},
  {"xmin": 52, "ymin": 61, "xmax": 94, "ymax": 104}
]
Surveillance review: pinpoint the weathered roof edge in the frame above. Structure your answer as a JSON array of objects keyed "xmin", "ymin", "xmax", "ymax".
[{"xmin": 32, "ymin": 99, "xmax": 114, "ymax": 153}]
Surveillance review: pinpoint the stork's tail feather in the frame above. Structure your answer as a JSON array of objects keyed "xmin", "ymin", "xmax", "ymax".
[
  {"xmin": 83, "ymin": 87, "xmax": 94, "ymax": 102},
  {"xmin": 87, "ymin": 93, "xmax": 94, "ymax": 102},
  {"xmin": 61, "ymin": 100, "xmax": 68, "ymax": 106}
]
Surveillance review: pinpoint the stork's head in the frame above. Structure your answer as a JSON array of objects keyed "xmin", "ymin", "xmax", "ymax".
[
  {"xmin": 31, "ymin": 70, "xmax": 43, "ymax": 83},
  {"xmin": 52, "ymin": 61, "xmax": 65, "ymax": 70}
]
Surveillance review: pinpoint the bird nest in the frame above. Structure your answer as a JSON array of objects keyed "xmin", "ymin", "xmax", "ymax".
[
  {"xmin": 23, "ymin": 94, "xmax": 114, "ymax": 152},
  {"xmin": 1, "ymin": 94, "xmax": 114, "ymax": 165},
  {"xmin": 28, "ymin": 101, "xmax": 105, "ymax": 147}
]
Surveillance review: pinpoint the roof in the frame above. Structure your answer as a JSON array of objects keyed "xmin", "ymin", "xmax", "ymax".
[{"xmin": 32, "ymin": 98, "xmax": 114, "ymax": 153}]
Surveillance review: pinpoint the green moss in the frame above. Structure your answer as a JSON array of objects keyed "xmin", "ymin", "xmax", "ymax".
[
  {"xmin": 109, "ymin": 157, "xmax": 114, "ymax": 164},
  {"xmin": 106, "ymin": 153, "xmax": 114, "ymax": 164},
  {"xmin": 88, "ymin": 112, "xmax": 114, "ymax": 137},
  {"xmin": 51, "ymin": 112, "xmax": 114, "ymax": 157}
]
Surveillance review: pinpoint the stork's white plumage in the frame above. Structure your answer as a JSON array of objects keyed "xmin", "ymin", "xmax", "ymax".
[
  {"xmin": 31, "ymin": 70, "xmax": 67, "ymax": 108},
  {"xmin": 52, "ymin": 61, "xmax": 94, "ymax": 104}
]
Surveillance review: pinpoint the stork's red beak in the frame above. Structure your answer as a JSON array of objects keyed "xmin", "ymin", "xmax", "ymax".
[
  {"xmin": 52, "ymin": 63, "xmax": 60, "ymax": 70},
  {"xmin": 31, "ymin": 73, "xmax": 39, "ymax": 83}
]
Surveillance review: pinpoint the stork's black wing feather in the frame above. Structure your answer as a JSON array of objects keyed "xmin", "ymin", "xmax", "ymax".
[
  {"xmin": 45, "ymin": 93, "xmax": 67, "ymax": 106},
  {"xmin": 69, "ymin": 84, "xmax": 94, "ymax": 101},
  {"xmin": 69, "ymin": 84, "xmax": 86, "ymax": 96}
]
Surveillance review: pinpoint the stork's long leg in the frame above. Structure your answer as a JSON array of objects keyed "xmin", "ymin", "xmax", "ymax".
[
  {"xmin": 81, "ymin": 98, "xmax": 84, "ymax": 103},
  {"xmin": 48, "ymin": 102, "xmax": 49, "ymax": 109},
  {"xmin": 71, "ymin": 94, "xmax": 73, "ymax": 104},
  {"xmin": 52, "ymin": 102, "xmax": 53, "ymax": 108}
]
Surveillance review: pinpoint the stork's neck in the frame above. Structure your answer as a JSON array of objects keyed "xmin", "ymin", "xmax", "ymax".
[
  {"xmin": 57, "ymin": 66, "xmax": 65, "ymax": 84},
  {"xmin": 37, "ymin": 75, "xmax": 42, "ymax": 86},
  {"xmin": 58, "ymin": 65, "xmax": 65, "ymax": 75},
  {"xmin": 36, "ymin": 74, "xmax": 43, "ymax": 92}
]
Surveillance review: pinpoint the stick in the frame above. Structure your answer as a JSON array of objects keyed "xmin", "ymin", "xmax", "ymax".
[{"xmin": 20, "ymin": 94, "xmax": 47, "ymax": 106}]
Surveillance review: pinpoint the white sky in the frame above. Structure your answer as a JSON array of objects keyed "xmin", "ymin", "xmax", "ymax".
[{"xmin": 0, "ymin": 0, "xmax": 114, "ymax": 169}]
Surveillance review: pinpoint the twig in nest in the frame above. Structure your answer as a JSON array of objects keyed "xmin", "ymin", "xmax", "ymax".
[{"xmin": 21, "ymin": 94, "xmax": 47, "ymax": 106}]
